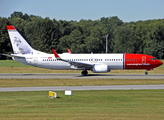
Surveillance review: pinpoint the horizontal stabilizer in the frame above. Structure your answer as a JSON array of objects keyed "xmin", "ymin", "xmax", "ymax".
[{"xmin": 2, "ymin": 54, "xmax": 25, "ymax": 58}]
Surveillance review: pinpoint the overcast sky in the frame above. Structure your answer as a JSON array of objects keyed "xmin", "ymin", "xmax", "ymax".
[{"xmin": 0, "ymin": 0, "xmax": 164, "ymax": 22}]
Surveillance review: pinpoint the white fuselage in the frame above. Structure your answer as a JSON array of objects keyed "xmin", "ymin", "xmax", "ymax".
[{"xmin": 13, "ymin": 53, "xmax": 124, "ymax": 70}]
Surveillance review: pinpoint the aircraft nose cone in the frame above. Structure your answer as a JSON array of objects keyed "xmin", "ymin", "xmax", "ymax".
[{"xmin": 157, "ymin": 60, "xmax": 163, "ymax": 66}]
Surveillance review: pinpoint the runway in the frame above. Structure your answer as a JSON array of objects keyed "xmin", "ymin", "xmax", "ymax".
[
  {"xmin": 1, "ymin": 74, "xmax": 164, "ymax": 91},
  {"xmin": 0, "ymin": 73, "xmax": 164, "ymax": 79},
  {"xmin": 0, "ymin": 85, "xmax": 164, "ymax": 91}
]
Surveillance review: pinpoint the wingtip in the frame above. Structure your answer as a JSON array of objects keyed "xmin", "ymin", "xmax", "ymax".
[
  {"xmin": 67, "ymin": 48, "xmax": 72, "ymax": 54},
  {"xmin": 52, "ymin": 49, "xmax": 60, "ymax": 58}
]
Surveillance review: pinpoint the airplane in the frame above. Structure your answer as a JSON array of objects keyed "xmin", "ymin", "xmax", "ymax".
[{"xmin": 2, "ymin": 25, "xmax": 163, "ymax": 76}]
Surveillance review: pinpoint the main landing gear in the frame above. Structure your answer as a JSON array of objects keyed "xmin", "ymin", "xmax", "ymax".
[{"xmin": 81, "ymin": 70, "xmax": 88, "ymax": 76}]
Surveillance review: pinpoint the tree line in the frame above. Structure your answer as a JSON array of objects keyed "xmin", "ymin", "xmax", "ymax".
[{"xmin": 0, "ymin": 11, "xmax": 164, "ymax": 59}]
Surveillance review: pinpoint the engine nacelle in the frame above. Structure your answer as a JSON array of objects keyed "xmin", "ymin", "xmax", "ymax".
[{"xmin": 92, "ymin": 64, "xmax": 111, "ymax": 73}]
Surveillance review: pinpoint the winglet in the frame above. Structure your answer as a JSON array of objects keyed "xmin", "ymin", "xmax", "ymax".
[
  {"xmin": 52, "ymin": 49, "xmax": 60, "ymax": 58},
  {"xmin": 67, "ymin": 48, "xmax": 72, "ymax": 54}
]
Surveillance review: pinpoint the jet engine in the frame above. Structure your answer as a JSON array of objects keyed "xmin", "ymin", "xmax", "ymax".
[{"xmin": 92, "ymin": 64, "xmax": 111, "ymax": 73}]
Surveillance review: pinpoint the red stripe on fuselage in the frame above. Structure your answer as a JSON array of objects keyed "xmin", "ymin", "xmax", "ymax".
[{"xmin": 124, "ymin": 54, "xmax": 162, "ymax": 70}]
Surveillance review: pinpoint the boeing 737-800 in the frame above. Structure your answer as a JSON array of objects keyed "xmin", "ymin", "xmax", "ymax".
[{"xmin": 3, "ymin": 25, "xmax": 163, "ymax": 76}]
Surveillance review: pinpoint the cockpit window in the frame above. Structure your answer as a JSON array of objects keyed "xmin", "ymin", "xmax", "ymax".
[{"xmin": 150, "ymin": 58, "xmax": 156, "ymax": 60}]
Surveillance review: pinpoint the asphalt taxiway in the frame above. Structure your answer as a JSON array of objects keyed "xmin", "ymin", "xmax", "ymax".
[
  {"xmin": 0, "ymin": 73, "xmax": 164, "ymax": 79},
  {"xmin": 1, "ymin": 74, "xmax": 164, "ymax": 92},
  {"xmin": 0, "ymin": 85, "xmax": 164, "ymax": 91}
]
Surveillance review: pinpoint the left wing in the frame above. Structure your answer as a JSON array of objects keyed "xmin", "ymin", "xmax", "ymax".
[{"xmin": 52, "ymin": 49, "xmax": 93, "ymax": 70}]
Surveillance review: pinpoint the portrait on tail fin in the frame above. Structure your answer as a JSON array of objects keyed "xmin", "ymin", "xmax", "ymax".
[
  {"xmin": 7, "ymin": 25, "xmax": 33, "ymax": 55},
  {"xmin": 13, "ymin": 36, "xmax": 33, "ymax": 54}
]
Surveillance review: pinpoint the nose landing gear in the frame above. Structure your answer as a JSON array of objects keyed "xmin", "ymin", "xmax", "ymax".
[
  {"xmin": 145, "ymin": 70, "xmax": 148, "ymax": 75},
  {"xmin": 81, "ymin": 70, "xmax": 88, "ymax": 76}
]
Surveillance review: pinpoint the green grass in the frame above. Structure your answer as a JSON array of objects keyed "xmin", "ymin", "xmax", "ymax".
[
  {"xmin": 0, "ymin": 60, "xmax": 32, "ymax": 67},
  {"xmin": 0, "ymin": 90, "xmax": 164, "ymax": 120},
  {"xmin": 1, "ymin": 79, "xmax": 164, "ymax": 87},
  {"xmin": 0, "ymin": 60, "xmax": 164, "ymax": 119},
  {"xmin": 159, "ymin": 59, "xmax": 164, "ymax": 68}
]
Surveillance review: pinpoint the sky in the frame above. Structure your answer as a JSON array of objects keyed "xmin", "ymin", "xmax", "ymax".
[{"xmin": 0, "ymin": 0, "xmax": 164, "ymax": 22}]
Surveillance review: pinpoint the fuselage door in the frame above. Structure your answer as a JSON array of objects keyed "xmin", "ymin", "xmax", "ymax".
[
  {"xmin": 142, "ymin": 56, "xmax": 146, "ymax": 65},
  {"xmin": 34, "ymin": 57, "xmax": 38, "ymax": 66}
]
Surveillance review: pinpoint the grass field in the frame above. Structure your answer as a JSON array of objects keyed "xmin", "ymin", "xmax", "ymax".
[
  {"xmin": 0, "ymin": 90, "xmax": 164, "ymax": 120},
  {"xmin": 0, "ymin": 60, "xmax": 164, "ymax": 120},
  {"xmin": 0, "ymin": 60, "xmax": 164, "ymax": 74},
  {"xmin": 1, "ymin": 79, "xmax": 164, "ymax": 87}
]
